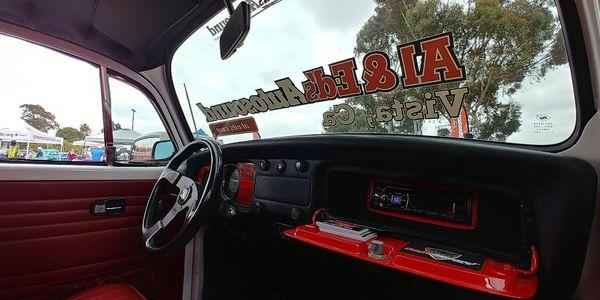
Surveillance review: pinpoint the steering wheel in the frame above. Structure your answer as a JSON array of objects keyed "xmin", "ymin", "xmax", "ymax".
[{"xmin": 142, "ymin": 138, "xmax": 222, "ymax": 254}]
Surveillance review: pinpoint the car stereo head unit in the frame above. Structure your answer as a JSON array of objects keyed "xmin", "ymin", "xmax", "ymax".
[{"xmin": 367, "ymin": 180, "xmax": 477, "ymax": 229}]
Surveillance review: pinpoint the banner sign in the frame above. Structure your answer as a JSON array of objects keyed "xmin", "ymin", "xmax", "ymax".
[
  {"xmin": 0, "ymin": 130, "xmax": 63, "ymax": 144},
  {"xmin": 209, "ymin": 116, "xmax": 259, "ymax": 137},
  {"xmin": 450, "ymin": 106, "xmax": 470, "ymax": 137}
]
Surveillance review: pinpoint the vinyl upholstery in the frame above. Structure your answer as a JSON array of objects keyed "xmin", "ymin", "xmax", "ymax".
[
  {"xmin": 68, "ymin": 284, "xmax": 146, "ymax": 300},
  {"xmin": 0, "ymin": 180, "xmax": 156, "ymax": 299}
]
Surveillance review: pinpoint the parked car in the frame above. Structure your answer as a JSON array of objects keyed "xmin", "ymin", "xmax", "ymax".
[{"xmin": 40, "ymin": 149, "xmax": 60, "ymax": 160}]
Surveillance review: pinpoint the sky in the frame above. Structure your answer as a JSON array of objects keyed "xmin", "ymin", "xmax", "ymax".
[
  {"xmin": 0, "ymin": 36, "xmax": 167, "ymax": 138},
  {"xmin": 172, "ymin": 0, "xmax": 577, "ymax": 145},
  {"xmin": 0, "ymin": 0, "xmax": 577, "ymax": 146}
]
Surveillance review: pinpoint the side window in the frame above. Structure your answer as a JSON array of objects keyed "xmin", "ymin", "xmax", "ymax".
[
  {"xmin": 0, "ymin": 34, "xmax": 103, "ymax": 162},
  {"xmin": 109, "ymin": 77, "xmax": 174, "ymax": 163}
]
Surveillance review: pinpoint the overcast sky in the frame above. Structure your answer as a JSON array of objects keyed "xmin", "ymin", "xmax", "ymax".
[
  {"xmin": 172, "ymin": 0, "xmax": 576, "ymax": 145},
  {"xmin": 0, "ymin": 0, "xmax": 576, "ymax": 146},
  {"xmin": 0, "ymin": 36, "xmax": 166, "ymax": 138}
]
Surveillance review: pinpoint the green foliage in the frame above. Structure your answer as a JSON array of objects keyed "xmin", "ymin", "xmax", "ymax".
[
  {"xmin": 56, "ymin": 127, "xmax": 84, "ymax": 142},
  {"xmin": 79, "ymin": 123, "xmax": 92, "ymax": 136},
  {"xmin": 325, "ymin": 0, "xmax": 567, "ymax": 141},
  {"xmin": 437, "ymin": 128, "xmax": 450, "ymax": 137},
  {"xmin": 19, "ymin": 104, "xmax": 60, "ymax": 133}
]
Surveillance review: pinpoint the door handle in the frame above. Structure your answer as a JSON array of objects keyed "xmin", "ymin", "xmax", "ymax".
[{"xmin": 91, "ymin": 198, "xmax": 126, "ymax": 216}]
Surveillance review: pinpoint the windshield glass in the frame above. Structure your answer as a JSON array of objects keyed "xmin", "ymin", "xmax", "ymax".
[{"xmin": 172, "ymin": 0, "xmax": 575, "ymax": 145}]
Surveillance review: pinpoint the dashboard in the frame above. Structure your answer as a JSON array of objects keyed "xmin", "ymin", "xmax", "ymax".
[{"xmin": 186, "ymin": 135, "xmax": 596, "ymax": 299}]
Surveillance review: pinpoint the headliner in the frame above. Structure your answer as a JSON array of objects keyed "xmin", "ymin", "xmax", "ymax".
[{"xmin": 0, "ymin": 0, "xmax": 223, "ymax": 71}]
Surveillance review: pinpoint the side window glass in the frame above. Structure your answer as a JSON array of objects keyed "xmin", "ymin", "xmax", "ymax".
[
  {"xmin": 0, "ymin": 35, "xmax": 103, "ymax": 162},
  {"xmin": 109, "ymin": 77, "xmax": 174, "ymax": 163}
]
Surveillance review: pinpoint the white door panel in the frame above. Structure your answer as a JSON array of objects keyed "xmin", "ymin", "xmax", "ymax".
[{"xmin": 0, "ymin": 164, "xmax": 163, "ymax": 181}]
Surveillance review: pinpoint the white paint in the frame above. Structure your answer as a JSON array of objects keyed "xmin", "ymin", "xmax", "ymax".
[{"xmin": 0, "ymin": 163, "xmax": 163, "ymax": 181}]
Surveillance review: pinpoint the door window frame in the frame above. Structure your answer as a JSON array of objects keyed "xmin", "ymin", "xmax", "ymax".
[{"xmin": 0, "ymin": 34, "xmax": 177, "ymax": 166}]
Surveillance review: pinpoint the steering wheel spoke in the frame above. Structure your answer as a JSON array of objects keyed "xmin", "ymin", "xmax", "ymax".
[
  {"xmin": 143, "ymin": 199, "xmax": 188, "ymax": 246},
  {"xmin": 162, "ymin": 169, "xmax": 198, "ymax": 191},
  {"xmin": 161, "ymin": 169, "xmax": 181, "ymax": 185},
  {"xmin": 143, "ymin": 218, "xmax": 163, "ymax": 243}
]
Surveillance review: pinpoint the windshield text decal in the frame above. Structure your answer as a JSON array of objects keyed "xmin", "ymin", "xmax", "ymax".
[
  {"xmin": 206, "ymin": 0, "xmax": 283, "ymax": 40},
  {"xmin": 197, "ymin": 32, "xmax": 466, "ymax": 122},
  {"xmin": 322, "ymin": 87, "xmax": 470, "ymax": 128}
]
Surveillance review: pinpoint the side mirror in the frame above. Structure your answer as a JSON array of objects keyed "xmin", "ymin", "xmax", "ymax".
[
  {"xmin": 220, "ymin": 1, "xmax": 251, "ymax": 60},
  {"xmin": 152, "ymin": 140, "xmax": 175, "ymax": 160}
]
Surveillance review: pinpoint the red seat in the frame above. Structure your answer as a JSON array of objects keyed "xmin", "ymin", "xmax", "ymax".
[{"xmin": 68, "ymin": 284, "xmax": 146, "ymax": 300}]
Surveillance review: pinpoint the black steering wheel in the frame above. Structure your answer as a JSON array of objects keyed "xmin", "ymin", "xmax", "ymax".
[{"xmin": 142, "ymin": 138, "xmax": 222, "ymax": 254}]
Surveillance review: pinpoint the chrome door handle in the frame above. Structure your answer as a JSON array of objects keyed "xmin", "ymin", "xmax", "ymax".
[{"xmin": 91, "ymin": 198, "xmax": 126, "ymax": 216}]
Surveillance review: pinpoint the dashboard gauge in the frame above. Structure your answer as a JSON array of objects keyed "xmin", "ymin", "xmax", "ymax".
[
  {"xmin": 221, "ymin": 165, "xmax": 240, "ymax": 200},
  {"xmin": 228, "ymin": 169, "xmax": 240, "ymax": 195}
]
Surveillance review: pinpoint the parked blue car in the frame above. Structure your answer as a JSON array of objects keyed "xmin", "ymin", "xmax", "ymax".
[{"xmin": 41, "ymin": 149, "xmax": 60, "ymax": 160}]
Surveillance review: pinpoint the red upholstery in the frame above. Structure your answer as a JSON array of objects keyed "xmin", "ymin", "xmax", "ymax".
[
  {"xmin": 68, "ymin": 284, "xmax": 146, "ymax": 300},
  {"xmin": 0, "ymin": 180, "xmax": 156, "ymax": 299}
]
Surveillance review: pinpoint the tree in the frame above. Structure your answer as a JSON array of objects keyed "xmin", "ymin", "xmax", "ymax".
[
  {"xmin": 20, "ymin": 104, "xmax": 60, "ymax": 133},
  {"xmin": 437, "ymin": 128, "xmax": 450, "ymax": 137},
  {"xmin": 325, "ymin": 0, "xmax": 567, "ymax": 141},
  {"xmin": 101, "ymin": 122, "xmax": 122, "ymax": 133},
  {"xmin": 79, "ymin": 123, "xmax": 92, "ymax": 136},
  {"xmin": 56, "ymin": 127, "xmax": 84, "ymax": 142}
]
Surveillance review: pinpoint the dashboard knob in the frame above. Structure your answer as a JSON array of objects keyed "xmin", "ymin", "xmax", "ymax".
[
  {"xmin": 276, "ymin": 160, "xmax": 286, "ymax": 173},
  {"xmin": 368, "ymin": 240, "xmax": 386, "ymax": 259},
  {"xmin": 295, "ymin": 160, "xmax": 308, "ymax": 172},
  {"xmin": 259, "ymin": 160, "xmax": 270, "ymax": 171},
  {"xmin": 224, "ymin": 205, "xmax": 237, "ymax": 218},
  {"xmin": 253, "ymin": 201, "xmax": 264, "ymax": 214},
  {"xmin": 290, "ymin": 208, "xmax": 302, "ymax": 221}
]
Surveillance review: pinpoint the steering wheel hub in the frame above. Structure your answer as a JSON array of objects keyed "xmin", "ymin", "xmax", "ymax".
[{"xmin": 178, "ymin": 185, "xmax": 192, "ymax": 204}]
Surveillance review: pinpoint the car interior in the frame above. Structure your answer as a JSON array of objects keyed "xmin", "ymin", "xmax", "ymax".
[{"xmin": 0, "ymin": 0, "xmax": 599, "ymax": 300}]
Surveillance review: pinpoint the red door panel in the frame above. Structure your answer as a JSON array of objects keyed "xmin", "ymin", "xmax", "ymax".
[{"xmin": 0, "ymin": 180, "xmax": 177, "ymax": 299}]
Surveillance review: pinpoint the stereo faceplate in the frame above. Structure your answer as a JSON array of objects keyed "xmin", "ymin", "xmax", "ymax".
[{"xmin": 368, "ymin": 180, "xmax": 477, "ymax": 229}]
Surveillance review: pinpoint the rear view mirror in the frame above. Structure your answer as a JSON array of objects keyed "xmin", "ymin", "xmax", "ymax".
[{"xmin": 220, "ymin": 1, "xmax": 251, "ymax": 60}]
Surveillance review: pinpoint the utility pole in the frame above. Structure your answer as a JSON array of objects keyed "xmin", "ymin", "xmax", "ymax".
[
  {"xmin": 131, "ymin": 108, "xmax": 136, "ymax": 131},
  {"xmin": 184, "ymin": 83, "xmax": 199, "ymax": 134}
]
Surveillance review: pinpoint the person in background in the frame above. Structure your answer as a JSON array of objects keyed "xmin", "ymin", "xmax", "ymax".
[
  {"xmin": 35, "ymin": 147, "xmax": 44, "ymax": 159},
  {"xmin": 67, "ymin": 149, "xmax": 77, "ymax": 161},
  {"xmin": 27, "ymin": 149, "xmax": 36, "ymax": 159},
  {"xmin": 84, "ymin": 146, "xmax": 92, "ymax": 160},
  {"xmin": 7, "ymin": 140, "xmax": 19, "ymax": 158},
  {"xmin": 91, "ymin": 146, "xmax": 105, "ymax": 161}
]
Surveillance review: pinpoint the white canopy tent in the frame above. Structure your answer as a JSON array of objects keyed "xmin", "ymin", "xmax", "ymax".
[
  {"xmin": 0, "ymin": 121, "xmax": 64, "ymax": 152},
  {"xmin": 73, "ymin": 140, "xmax": 104, "ymax": 147},
  {"xmin": 84, "ymin": 129, "xmax": 141, "ymax": 145}
]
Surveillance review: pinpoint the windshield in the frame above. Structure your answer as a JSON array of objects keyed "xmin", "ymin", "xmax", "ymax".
[{"xmin": 172, "ymin": 0, "xmax": 576, "ymax": 145}]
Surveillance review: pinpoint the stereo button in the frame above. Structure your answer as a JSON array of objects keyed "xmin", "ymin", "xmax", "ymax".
[
  {"xmin": 295, "ymin": 160, "xmax": 308, "ymax": 172},
  {"xmin": 276, "ymin": 160, "xmax": 286, "ymax": 173}
]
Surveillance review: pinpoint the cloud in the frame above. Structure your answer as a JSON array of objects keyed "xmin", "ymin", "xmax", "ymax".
[
  {"xmin": 172, "ymin": 0, "xmax": 577, "ymax": 146},
  {"xmin": 172, "ymin": 0, "xmax": 367, "ymax": 139},
  {"xmin": 0, "ymin": 0, "xmax": 577, "ymax": 148},
  {"xmin": 0, "ymin": 34, "xmax": 168, "ymax": 139},
  {"xmin": 301, "ymin": 0, "xmax": 376, "ymax": 33},
  {"xmin": 506, "ymin": 66, "xmax": 576, "ymax": 144}
]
